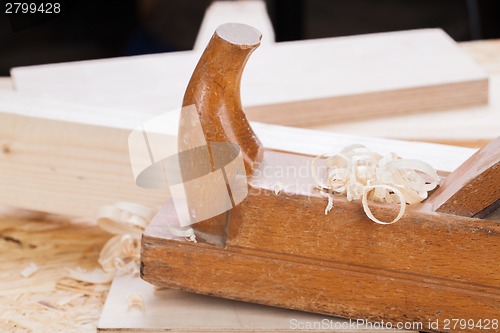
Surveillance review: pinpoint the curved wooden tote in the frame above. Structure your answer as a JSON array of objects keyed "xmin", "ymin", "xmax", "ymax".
[{"xmin": 178, "ymin": 23, "xmax": 264, "ymax": 244}]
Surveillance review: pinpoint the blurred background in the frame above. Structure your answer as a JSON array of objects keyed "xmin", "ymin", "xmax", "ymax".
[{"xmin": 1, "ymin": 0, "xmax": 499, "ymax": 76}]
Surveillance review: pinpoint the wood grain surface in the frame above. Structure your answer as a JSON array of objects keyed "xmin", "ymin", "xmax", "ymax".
[
  {"xmin": 181, "ymin": 23, "xmax": 263, "ymax": 245},
  {"xmin": 312, "ymin": 39, "xmax": 500, "ymax": 145},
  {"xmin": 99, "ymin": 275, "xmax": 416, "ymax": 332},
  {"xmin": 432, "ymin": 137, "xmax": 500, "ymax": 217},
  {"xmin": 10, "ymin": 29, "xmax": 489, "ymax": 126},
  {"xmin": 142, "ymin": 149, "xmax": 500, "ymax": 333},
  {"xmin": 181, "ymin": 23, "xmax": 264, "ymax": 174},
  {"xmin": 0, "ymin": 89, "xmax": 475, "ymax": 218}
]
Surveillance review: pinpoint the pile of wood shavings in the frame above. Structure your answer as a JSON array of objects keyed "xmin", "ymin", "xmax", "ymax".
[
  {"xmin": 0, "ymin": 280, "xmax": 108, "ymax": 332},
  {"xmin": 67, "ymin": 202, "xmax": 196, "ymax": 285},
  {"xmin": 0, "ymin": 204, "xmax": 197, "ymax": 331},
  {"xmin": 312, "ymin": 144, "xmax": 439, "ymax": 224},
  {"xmin": 0, "ymin": 210, "xmax": 110, "ymax": 332}
]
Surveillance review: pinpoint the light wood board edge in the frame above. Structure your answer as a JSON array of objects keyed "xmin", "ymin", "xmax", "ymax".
[{"xmin": 0, "ymin": 90, "xmax": 477, "ymax": 218}]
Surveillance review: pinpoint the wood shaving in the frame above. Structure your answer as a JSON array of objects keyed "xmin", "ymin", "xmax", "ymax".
[
  {"xmin": 97, "ymin": 202, "xmax": 155, "ymax": 236},
  {"xmin": 0, "ymin": 216, "xmax": 110, "ymax": 332},
  {"xmin": 273, "ymin": 182, "xmax": 284, "ymax": 195},
  {"xmin": 66, "ymin": 267, "xmax": 115, "ymax": 284},
  {"xmin": 20, "ymin": 263, "xmax": 39, "ymax": 278},
  {"xmin": 168, "ymin": 227, "xmax": 197, "ymax": 243},
  {"xmin": 320, "ymin": 192, "xmax": 334, "ymax": 215},
  {"xmin": 312, "ymin": 144, "xmax": 439, "ymax": 224},
  {"xmin": 68, "ymin": 202, "xmax": 158, "ymax": 284},
  {"xmin": 127, "ymin": 292, "xmax": 145, "ymax": 313}
]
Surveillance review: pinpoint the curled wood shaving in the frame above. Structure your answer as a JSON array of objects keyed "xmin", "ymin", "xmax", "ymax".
[
  {"xmin": 127, "ymin": 292, "xmax": 145, "ymax": 313},
  {"xmin": 168, "ymin": 227, "xmax": 197, "ymax": 243},
  {"xmin": 320, "ymin": 191, "xmax": 334, "ymax": 215},
  {"xmin": 273, "ymin": 182, "xmax": 284, "ymax": 195},
  {"xmin": 312, "ymin": 144, "xmax": 439, "ymax": 224},
  {"xmin": 20, "ymin": 263, "xmax": 39, "ymax": 278},
  {"xmin": 97, "ymin": 202, "xmax": 155, "ymax": 236},
  {"xmin": 65, "ymin": 203, "xmax": 155, "ymax": 284},
  {"xmin": 67, "ymin": 202, "xmax": 197, "ymax": 284}
]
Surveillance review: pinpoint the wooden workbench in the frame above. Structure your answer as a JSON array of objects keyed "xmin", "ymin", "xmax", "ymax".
[{"xmin": 0, "ymin": 39, "xmax": 498, "ymax": 332}]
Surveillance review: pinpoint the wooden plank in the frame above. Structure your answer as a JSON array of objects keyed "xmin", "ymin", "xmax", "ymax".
[
  {"xmin": 10, "ymin": 29, "xmax": 488, "ymax": 126},
  {"xmin": 0, "ymin": 89, "xmax": 476, "ymax": 218},
  {"xmin": 2, "ymin": 40, "xmax": 498, "ymax": 146},
  {"xmin": 98, "ymin": 275, "xmax": 415, "ymax": 332},
  {"xmin": 460, "ymin": 40, "xmax": 500, "ymax": 75},
  {"xmin": 312, "ymin": 75, "xmax": 499, "ymax": 143},
  {"xmin": 310, "ymin": 39, "xmax": 500, "ymax": 144},
  {"xmin": 1, "ymin": 39, "xmax": 499, "ymax": 146}
]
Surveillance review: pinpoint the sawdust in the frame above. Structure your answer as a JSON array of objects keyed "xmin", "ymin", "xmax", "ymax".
[
  {"xmin": 20, "ymin": 263, "xmax": 39, "ymax": 278},
  {"xmin": 0, "ymin": 210, "xmax": 111, "ymax": 332}
]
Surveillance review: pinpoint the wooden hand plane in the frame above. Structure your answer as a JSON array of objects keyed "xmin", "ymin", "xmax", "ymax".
[{"xmin": 141, "ymin": 23, "xmax": 500, "ymax": 333}]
